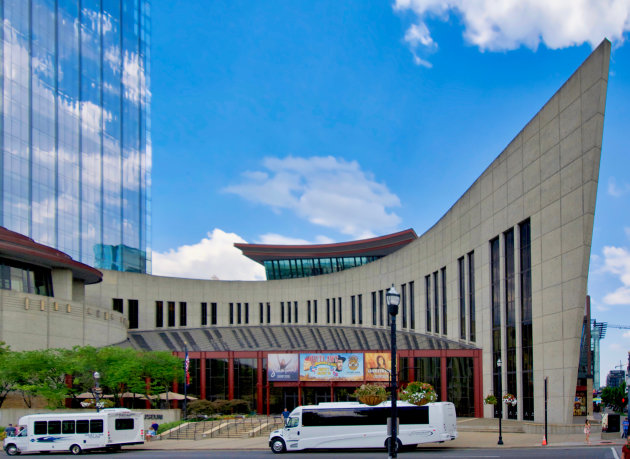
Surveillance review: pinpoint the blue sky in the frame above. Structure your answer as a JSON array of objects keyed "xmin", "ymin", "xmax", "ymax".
[{"xmin": 149, "ymin": 1, "xmax": 630, "ymax": 385}]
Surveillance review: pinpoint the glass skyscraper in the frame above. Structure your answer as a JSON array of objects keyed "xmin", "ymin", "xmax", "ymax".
[{"xmin": 0, "ymin": 0, "xmax": 151, "ymax": 273}]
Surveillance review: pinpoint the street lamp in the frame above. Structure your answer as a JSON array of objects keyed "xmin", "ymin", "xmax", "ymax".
[
  {"xmin": 386, "ymin": 285, "xmax": 401, "ymax": 459},
  {"xmin": 497, "ymin": 358, "xmax": 503, "ymax": 445},
  {"xmin": 93, "ymin": 371, "xmax": 101, "ymax": 413}
]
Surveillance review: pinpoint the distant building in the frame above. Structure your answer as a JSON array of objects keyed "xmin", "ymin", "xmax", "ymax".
[
  {"xmin": 606, "ymin": 370, "xmax": 625, "ymax": 388},
  {"xmin": 0, "ymin": 0, "xmax": 151, "ymax": 273}
]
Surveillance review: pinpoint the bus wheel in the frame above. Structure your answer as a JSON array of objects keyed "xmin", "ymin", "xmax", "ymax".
[
  {"xmin": 69, "ymin": 444, "xmax": 82, "ymax": 455},
  {"xmin": 270, "ymin": 437, "xmax": 286, "ymax": 454},
  {"xmin": 5, "ymin": 444, "xmax": 20, "ymax": 456}
]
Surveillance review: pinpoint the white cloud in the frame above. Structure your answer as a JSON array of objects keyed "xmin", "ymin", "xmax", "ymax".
[
  {"xmin": 224, "ymin": 156, "xmax": 402, "ymax": 239},
  {"xmin": 608, "ymin": 177, "xmax": 630, "ymax": 197},
  {"xmin": 257, "ymin": 234, "xmax": 336, "ymax": 245},
  {"xmin": 394, "ymin": 0, "xmax": 630, "ymax": 65},
  {"xmin": 601, "ymin": 246, "xmax": 630, "ymax": 305},
  {"xmin": 152, "ymin": 229, "xmax": 265, "ymax": 281}
]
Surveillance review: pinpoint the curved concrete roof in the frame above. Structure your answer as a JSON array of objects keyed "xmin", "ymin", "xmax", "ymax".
[
  {"xmin": 235, "ymin": 228, "xmax": 418, "ymax": 264},
  {"xmin": 0, "ymin": 226, "xmax": 102, "ymax": 284}
]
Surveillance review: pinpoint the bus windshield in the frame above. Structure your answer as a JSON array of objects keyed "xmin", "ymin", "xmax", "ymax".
[{"xmin": 286, "ymin": 417, "xmax": 299, "ymax": 428}]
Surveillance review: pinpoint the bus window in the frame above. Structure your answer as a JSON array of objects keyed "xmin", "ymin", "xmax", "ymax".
[
  {"xmin": 34, "ymin": 421, "xmax": 47, "ymax": 435},
  {"xmin": 115, "ymin": 418, "xmax": 134, "ymax": 430},
  {"xmin": 90, "ymin": 419, "xmax": 104, "ymax": 433},
  {"xmin": 48, "ymin": 421, "xmax": 61, "ymax": 434},
  {"xmin": 286, "ymin": 417, "xmax": 299, "ymax": 428},
  {"xmin": 76, "ymin": 420, "xmax": 89, "ymax": 434},
  {"xmin": 62, "ymin": 420, "xmax": 75, "ymax": 434}
]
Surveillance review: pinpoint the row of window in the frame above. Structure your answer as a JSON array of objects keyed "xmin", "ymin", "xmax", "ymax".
[
  {"xmin": 264, "ymin": 256, "xmax": 380, "ymax": 280},
  {"xmin": 0, "ymin": 257, "xmax": 53, "ymax": 297}
]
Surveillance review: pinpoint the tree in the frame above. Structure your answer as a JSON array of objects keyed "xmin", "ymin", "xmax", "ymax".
[
  {"xmin": 9, "ymin": 349, "xmax": 70, "ymax": 408},
  {"xmin": 0, "ymin": 342, "xmax": 15, "ymax": 408},
  {"xmin": 601, "ymin": 382, "xmax": 627, "ymax": 413}
]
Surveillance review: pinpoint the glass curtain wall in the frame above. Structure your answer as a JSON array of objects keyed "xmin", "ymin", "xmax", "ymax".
[
  {"xmin": 413, "ymin": 357, "xmax": 441, "ymax": 401},
  {"xmin": 490, "ymin": 237, "xmax": 501, "ymax": 418},
  {"xmin": 504, "ymin": 229, "xmax": 517, "ymax": 419},
  {"xmin": 205, "ymin": 358, "xmax": 228, "ymax": 401},
  {"xmin": 0, "ymin": 0, "xmax": 151, "ymax": 273},
  {"xmin": 234, "ymin": 358, "xmax": 257, "ymax": 411},
  {"xmin": 520, "ymin": 220, "xmax": 533, "ymax": 420},
  {"xmin": 447, "ymin": 357, "xmax": 474, "ymax": 417}
]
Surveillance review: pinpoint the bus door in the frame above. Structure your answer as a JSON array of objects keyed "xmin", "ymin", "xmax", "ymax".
[{"xmin": 284, "ymin": 416, "xmax": 300, "ymax": 444}]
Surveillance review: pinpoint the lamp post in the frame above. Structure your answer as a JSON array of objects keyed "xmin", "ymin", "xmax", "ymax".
[
  {"xmin": 93, "ymin": 371, "xmax": 101, "ymax": 413},
  {"xmin": 386, "ymin": 285, "xmax": 400, "ymax": 459},
  {"xmin": 497, "ymin": 358, "xmax": 503, "ymax": 445},
  {"xmin": 184, "ymin": 341, "xmax": 189, "ymax": 421}
]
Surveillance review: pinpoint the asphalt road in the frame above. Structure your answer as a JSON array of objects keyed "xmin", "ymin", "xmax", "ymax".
[{"xmin": 5, "ymin": 446, "xmax": 624, "ymax": 459}]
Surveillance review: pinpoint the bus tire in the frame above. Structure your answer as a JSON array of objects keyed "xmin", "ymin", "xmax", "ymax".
[
  {"xmin": 69, "ymin": 444, "xmax": 82, "ymax": 455},
  {"xmin": 270, "ymin": 437, "xmax": 286, "ymax": 454},
  {"xmin": 5, "ymin": 444, "xmax": 20, "ymax": 456}
]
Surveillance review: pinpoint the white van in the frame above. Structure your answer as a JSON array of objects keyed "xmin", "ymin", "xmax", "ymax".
[
  {"xmin": 268, "ymin": 401, "xmax": 457, "ymax": 453},
  {"xmin": 3, "ymin": 408, "xmax": 144, "ymax": 456}
]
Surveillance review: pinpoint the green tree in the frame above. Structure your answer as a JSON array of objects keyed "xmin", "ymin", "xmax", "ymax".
[
  {"xmin": 601, "ymin": 381, "xmax": 627, "ymax": 413},
  {"xmin": 10, "ymin": 349, "xmax": 70, "ymax": 408},
  {"xmin": 0, "ymin": 342, "xmax": 15, "ymax": 408}
]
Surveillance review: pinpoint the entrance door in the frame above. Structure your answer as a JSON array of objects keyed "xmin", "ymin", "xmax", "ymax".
[
  {"xmin": 301, "ymin": 387, "xmax": 331, "ymax": 405},
  {"xmin": 283, "ymin": 388, "xmax": 298, "ymax": 411}
]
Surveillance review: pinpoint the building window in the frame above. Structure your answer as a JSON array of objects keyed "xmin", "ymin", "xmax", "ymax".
[
  {"xmin": 180, "ymin": 302, "xmax": 187, "ymax": 327},
  {"xmin": 441, "ymin": 267, "xmax": 447, "ymax": 335},
  {"xmin": 490, "ymin": 237, "xmax": 501, "ymax": 418},
  {"xmin": 287, "ymin": 301, "xmax": 291, "ymax": 323},
  {"xmin": 155, "ymin": 301, "xmax": 163, "ymax": 328},
  {"xmin": 358, "ymin": 294, "xmax": 363, "ymax": 325},
  {"xmin": 379, "ymin": 290, "xmax": 384, "ymax": 326},
  {"xmin": 371, "ymin": 292, "xmax": 377, "ymax": 326},
  {"xmin": 0, "ymin": 258, "xmax": 53, "ymax": 296},
  {"xmin": 468, "ymin": 251, "xmax": 476, "ymax": 342},
  {"xmin": 168, "ymin": 302, "xmax": 176, "ymax": 327},
  {"xmin": 266, "ymin": 302, "xmax": 271, "ymax": 324},
  {"xmin": 425, "ymin": 275, "xmax": 431, "ymax": 332},
  {"xmin": 229, "ymin": 303, "xmax": 234, "ymax": 325},
  {"xmin": 237, "ymin": 303, "xmax": 242, "ymax": 324},
  {"xmin": 113, "ymin": 298, "xmax": 123, "ymax": 313},
  {"xmin": 505, "ymin": 228, "xmax": 517, "ymax": 419},
  {"xmin": 307, "ymin": 300, "xmax": 311, "ymax": 323},
  {"xmin": 458, "ymin": 257, "xmax": 466, "ymax": 339},
  {"xmin": 409, "ymin": 282, "xmax": 415, "ymax": 329},
  {"xmin": 201, "ymin": 302, "xmax": 207, "ymax": 326},
  {"xmin": 433, "ymin": 271, "xmax": 439, "ymax": 333},
  {"xmin": 128, "ymin": 300, "xmax": 139, "ymax": 329},
  {"xmin": 520, "ymin": 219, "xmax": 533, "ymax": 420},
  {"xmin": 259, "ymin": 302, "xmax": 264, "ymax": 324},
  {"xmin": 211, "ymin": 302, "xmax": 218, "ymax": 325},
  {"xmin": 313, "ymin": 300, "xmax": 318, "ymax": 324},
  {"xmin": 401, "ymin": 284, "xmax": 407, "ymax": 328},
  {"xmin": 351, "ymin": 296, "xmax": 356, "ymax": 324},
  {"xmin": 294, "ymin": 301, "xmax": 298, "ymax": 323},
  {"xmin": 338, "ymin": 297, "xmax": 342, "ymax": 324},
  {"xmin": 281, "ymin": 302, "xmax": 285, "ymax": 324},
  {"xmin": 245, "ymin": 303, "xmax": 249, "ymax": 324}
]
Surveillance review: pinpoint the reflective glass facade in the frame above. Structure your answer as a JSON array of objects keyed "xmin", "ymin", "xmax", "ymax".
[
  {"xmin": 0, "ymin": 0, "xmax": 151, "ymax": 273},
  {"xmin": 263, "ymin": 256, "xmax": 379, "ymax": 280}
]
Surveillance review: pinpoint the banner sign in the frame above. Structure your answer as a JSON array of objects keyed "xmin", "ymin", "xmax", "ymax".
[
  {"xmin": 299, "ymin": 353, "xmax": 364, "ymax": 381},
  {"xmin": 267, "ymin": 353, "xmax": 299, "ymax": 381},
  {"xmin": 364, "ymin": 352, "xmax": 392, "ymax": 382}
]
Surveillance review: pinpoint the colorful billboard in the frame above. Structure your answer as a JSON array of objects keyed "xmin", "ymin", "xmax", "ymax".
[
  {"xmin": 364, "ymin": 352, "xmax": 392, "ymax": 381},
  {"xmin": 267, "ymin": 353, "xmax": 299, "ymax": 381},
  {"xmin": 299, "ymin": 353, "xmax": 364, "ymax": 381}
]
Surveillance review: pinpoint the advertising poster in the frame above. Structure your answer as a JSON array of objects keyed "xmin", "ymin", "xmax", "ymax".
[
  {"xmin": 364, "ymin": 352, "xmax": 392, "ymax": 381},
  {"xmin": 267, "ymin": 353, "xmax": 299, "ymax": 381},
  {"xmin": 300, "ymin": 353, "xmax": 364, "ymax": 381}
]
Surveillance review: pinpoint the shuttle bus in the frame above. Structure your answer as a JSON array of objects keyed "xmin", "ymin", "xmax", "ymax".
[
  {"xmin": 3, "ymin": 408, "xmax": 144, "ymax": 456},
  {"xmin": 268, "ymin": 401, "xmax": 457, "ymax": 454}
]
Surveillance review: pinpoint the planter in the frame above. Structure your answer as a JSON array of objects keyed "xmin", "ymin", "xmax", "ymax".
[
  {"xmin": 359, "ymin": 396, "xmax": 385, "ymax": 406},
  {"xmin": 411, "ymin": 398, "xmax": 428, "ymax": 406}
]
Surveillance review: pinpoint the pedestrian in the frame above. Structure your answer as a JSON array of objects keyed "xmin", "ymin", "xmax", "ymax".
[
  {"xmin": 622, "ymin": 434, "xmax": 630, "ymax": 459},
  {"xmin": 151, "ymin": 422, "xmax": 159, "ymax": 434},
  {"xmin": 4, "ymin": 424, "xmax": 16, "ymax": 437},
  {"xmin": 584, "ymin": 419, "xmax": 591, "ymax": 445},
  {"xmin": 282, "ymin": 408, "xmax": 290, "ymax": 425}
]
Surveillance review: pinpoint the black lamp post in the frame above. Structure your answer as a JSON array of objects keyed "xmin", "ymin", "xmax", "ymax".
[
  {"xmin": 497, "ymin": 358, "xmax": 503, "ymax": 445},
  {"xmin": 183, "ymin": 341, "xmax": 189, "ymax": 421},
  {"xmin": 386, "ymin": 285, "xmax": 400, "ymax": 459},
  {"xmin": 93, "ymin": 371, "xmax": 101, "ymax": 413}
]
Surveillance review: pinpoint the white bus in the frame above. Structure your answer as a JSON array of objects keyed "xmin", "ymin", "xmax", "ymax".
[
  {"xmin": 3, "ymin": 408, "xmax": 145, "ymax": 456},
  {"xmin": 268, "ymin": 401, "xmax": 457, "ymax": 454}
]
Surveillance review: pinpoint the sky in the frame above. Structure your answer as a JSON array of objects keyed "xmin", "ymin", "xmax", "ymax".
[{"xmin": 148, "ymin": 1, "xmax": 630, "ymax": 386}]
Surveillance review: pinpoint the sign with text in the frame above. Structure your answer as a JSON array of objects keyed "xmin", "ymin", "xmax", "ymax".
[
  {"xmin": 299, "ymin": 353, "xmax": 364, "ymax": 381},
  {"xmin": 267, "ymin": 353, "xmax": 299, "ymax": 381},
  {"xmin": 364, "ymin": 352, "xmax": 392, "ymax": 381}
]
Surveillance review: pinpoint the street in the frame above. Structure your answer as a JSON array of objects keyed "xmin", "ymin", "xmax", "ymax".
[{"xmin": 7, "ymin": 446, "xmax": 624, "ymax": 459}]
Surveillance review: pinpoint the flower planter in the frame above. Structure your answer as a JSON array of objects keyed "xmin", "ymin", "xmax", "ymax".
[
  {"xmin": 411, "ymin": 398, "xmax": 428, "ymax": 406},
  {"xmin": 359, "ymin": 395, "xmax": 385, "ymax": 406}
]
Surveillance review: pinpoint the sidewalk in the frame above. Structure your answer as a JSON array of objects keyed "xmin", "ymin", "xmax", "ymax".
[{"xmin": 128, "ymin": 420, "xmax": 627, "ymax": 452}]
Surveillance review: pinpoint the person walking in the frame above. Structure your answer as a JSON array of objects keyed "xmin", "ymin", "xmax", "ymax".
[
  {"xmin": 584, "ymin": 419, "xmax": 591, "ymax": 445},
  {"xmin": 4, "ymin": 424, "xmax": 16, "ymax": 437},
  {"xmin": 282, "ymin": 408, "xmax": 290, "ymax": 425}
]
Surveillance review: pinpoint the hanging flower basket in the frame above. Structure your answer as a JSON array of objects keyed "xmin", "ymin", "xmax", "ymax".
[
  {"xmin": 503, "ymin": 393, "xmax": 517, "ymax": 406},
  {"xmin": 400, "ymin": 382, "xmax": 437, "ymax": 406},
  {"xmin": 483, "ymin": 394, "xmax": 497, "ymax": 405},
  {"xmin": 353, "ymin": 384, "xmax": 388, "ymax": 406}
]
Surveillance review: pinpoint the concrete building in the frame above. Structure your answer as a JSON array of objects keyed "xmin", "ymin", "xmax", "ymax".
[
  {"xmin": 0, "ymin": 0, "xmax": 151, "ymax": 273},
  {"xmin": 0, "ymin": 39, "xmax": 610, "ymax": 425},
  {"xmin": 606, "ymin": 370, "xmax": 625, "ymax": 388}
]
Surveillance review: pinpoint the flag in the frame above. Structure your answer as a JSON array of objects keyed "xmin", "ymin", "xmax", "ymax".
[{"xmin": 185, "ymin": 351, "xmax": 190, "ymax": 386}]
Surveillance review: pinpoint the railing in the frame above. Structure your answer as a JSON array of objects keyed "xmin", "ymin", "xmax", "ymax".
[{"xmin": 165, "ymin": 415, "xmax": 286, "ymax": 440}]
